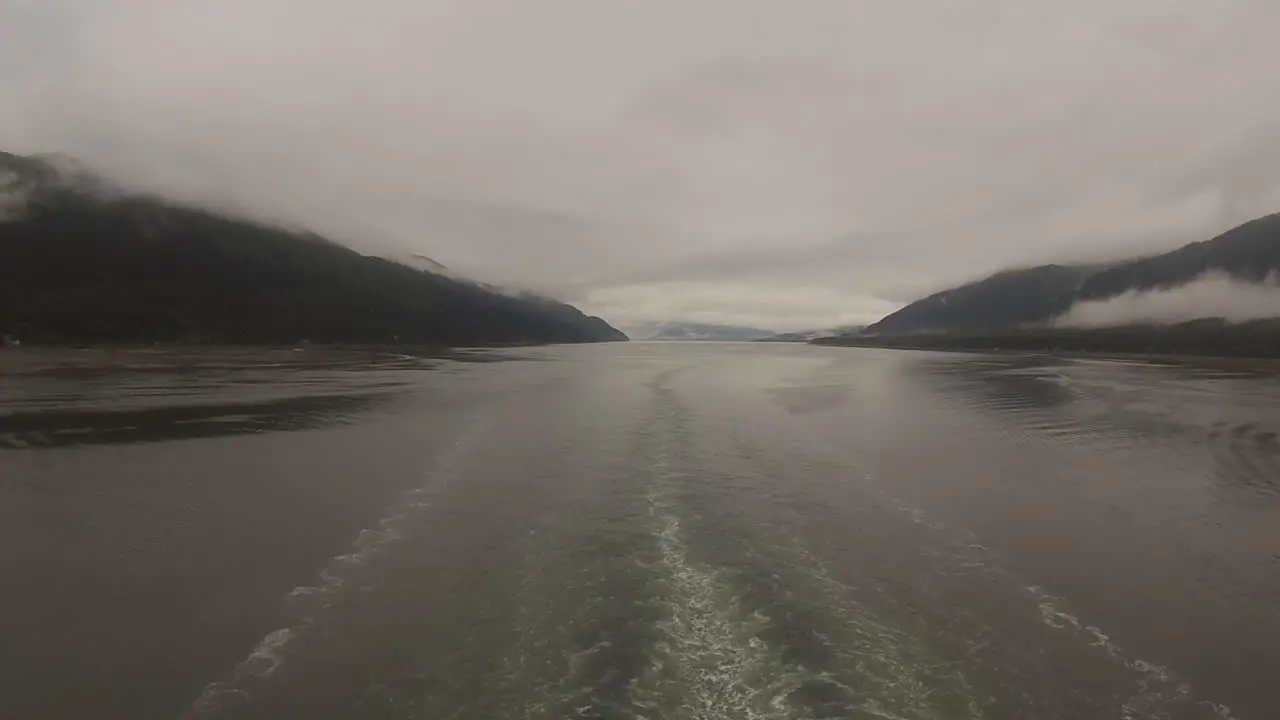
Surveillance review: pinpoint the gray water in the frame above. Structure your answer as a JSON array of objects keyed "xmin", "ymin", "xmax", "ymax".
[{"xmin": 1, "ymin": 343, "xmax": 1278, "ymax": 719}]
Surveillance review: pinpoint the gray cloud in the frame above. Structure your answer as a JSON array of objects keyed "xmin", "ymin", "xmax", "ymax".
[
  {"xmin": 1055, "ymin": 273, "xmax": 1280, "ymax": 328},
  {"xmin": 4, "ymin": 1, "xmax": 1280, "ymax": 330}
]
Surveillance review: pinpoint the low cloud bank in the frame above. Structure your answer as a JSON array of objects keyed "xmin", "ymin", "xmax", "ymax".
[
  {"xmin": 1054, "ymin": 272, "xmax": 1280, "ymax": 328},
  {"xmin": 582, "ymin": 281, "xmax": 901, "ymax": 335}
]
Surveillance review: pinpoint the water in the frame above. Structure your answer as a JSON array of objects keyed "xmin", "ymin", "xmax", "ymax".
[{"xmin": 1, "ymin": 343, "xmax": 1277, "ymax": 719}]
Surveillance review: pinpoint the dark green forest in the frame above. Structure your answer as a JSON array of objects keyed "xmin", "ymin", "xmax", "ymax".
[
  {"xmin": 864, "ymin": 214, "xmax": 1280, "ymax": 336},
  {"xmin": 0, "ymin": 152, "xmax": 625, "ymax": 346}
]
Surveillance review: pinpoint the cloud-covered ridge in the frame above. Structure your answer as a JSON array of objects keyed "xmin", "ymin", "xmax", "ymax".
[
  {"xmin": 5, "ymin": 2, "xmax": 1280, "ymax": 328},
  {"xmin": 1055, "ymin": 272, "xmax": 1280, "ymax": 328}
]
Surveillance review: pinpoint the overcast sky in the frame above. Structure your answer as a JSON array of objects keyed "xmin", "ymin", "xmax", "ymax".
[{"xmin": 4, "ymin": 1, "xmax": 1280, "ymax": 331}]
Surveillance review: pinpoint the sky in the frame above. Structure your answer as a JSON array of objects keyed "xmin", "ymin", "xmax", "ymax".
[{"xmin": 3, "ymin": 1, "xmax": 1280, "ymax": 332}]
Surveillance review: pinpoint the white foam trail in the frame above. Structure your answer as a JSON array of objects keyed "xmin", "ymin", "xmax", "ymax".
[
  {"xmin": 777, "ymin": 423, "xmax": 1241, "ymax": 720},
  {"xmin": 630, "ymin": 392, "xmax": 810, "ymax": 720},
  {"xmin": 1026, "ymin": 585, "xmax": 1240, "ymax": 720},
  {"xmin": 635, "ymin": 497, "xmax": 805, "ymax": 720},
  {"xmin": 639, "ymin": 473, "xmax": 974, "ymax": 719},
  {"xmin": 776, "ymin": 538, "xmax": 981, "ymax": 720},
  {"xmin": 873, "ymin": 477, "xmax": 1238, "ymax": 720},
  {"xmin": 638, "ymin": 381, "xmax": 977, "ymax": 719},
  {"xmin": 184, "ymin": 410, "xmax": 491, "ymax": 718}
]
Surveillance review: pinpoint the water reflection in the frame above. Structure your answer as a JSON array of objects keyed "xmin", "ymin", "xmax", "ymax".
[
  {"xmin": 0, "ymin": 392, "xmax": 395, "ymax": 449},
  {"xmin": 907, "ymin": 353, "xmax": 1079, "ymax": 412},
  {"xmin": 1207, "ymin": 419, "xmax": 1280, "ymax": 496},
  {"xmin": 764, "ymin": 383, "xmax": 853, "ymax": 415},
  {"xmin": 904, "ymin": 352, "xmax": 1280, "ymax": 502}
]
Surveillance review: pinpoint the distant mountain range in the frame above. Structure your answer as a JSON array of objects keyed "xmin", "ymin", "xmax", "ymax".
[
  {"xmin": 0, "ymin": 151, "xmax": 627, "ymax": 346},
  {"xmin": 633, "ymin": 322, "xmax": 777, "ymax": 341},
  {"xmin": 861, "ymin": 213, "xmax": 1280, "ymax": 336},
  {"xmin": 759, "ymin": 325, "xmax": 867, "ymax": 343}
]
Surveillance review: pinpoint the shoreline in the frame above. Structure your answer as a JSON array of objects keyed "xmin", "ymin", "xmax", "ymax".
[
  {"xmin": 0, "ymin": 345, "xmax": 476, "ymax": 375},
  {"xmin": 8, "ymin": 341, "xmax": 1279, "ymax": 376},
  {"xmin": 810, "ymin": 339, "xmax": 1280, "ymax": 372}
]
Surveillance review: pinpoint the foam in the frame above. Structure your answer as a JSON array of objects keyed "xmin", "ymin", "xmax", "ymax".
[
  {"xmin": 183, "ymin": 410, "xmax": 490, "ymax": 718},
  {"xmin": 1027, "ymin": 585, "xmax": 1238, "ymax": 720},
  {"xmin": 632, "ymin": 505, "xmax": 806, "ymax": 720},
  {"xmin": 876, "ymin": 480, "xmax": 1239, "ymax": 720},
  {"xmin": 736, "ymin": 414, "xmax": 1244, "ymax": 720}
]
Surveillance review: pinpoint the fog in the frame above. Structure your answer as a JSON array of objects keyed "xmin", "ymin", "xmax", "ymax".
[
  {"xmin": 586, "ymin": 282, "xmax": 899, "ymax": 337},
  {"xmin": 1055, "ymin": 273, "xmax": 1280, "ymax": 328},
  {"xmin": 4, "ymin": 1, "xmax": 1280, "ymax": 330}
]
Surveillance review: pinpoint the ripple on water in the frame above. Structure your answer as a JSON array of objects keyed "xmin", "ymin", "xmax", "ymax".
[{"xmin": 182, "ymin": 411, "xmax": 491, "ymax": 719}]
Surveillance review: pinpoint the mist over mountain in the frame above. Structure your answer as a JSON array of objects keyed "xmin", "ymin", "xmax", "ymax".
[
  {"xmin": 1077, "ymin": 213, "xmax": 1280, "ymax": 299},
  {"xmin": 760, "ymin": 324, "xmax": 867, "ymax": 343},
  {"xmin": 861, "ymin": 213, "xmax": 1280, "ymax": 336},
  {"xmin": 864, "ymin": 265, "xmax": 1097, "ymax": 335},
  {"xmin": 1057, "ymin": 272, "xmax": 1280, "ymax": 328},
  {"xmin": 632, "ymin": 321, "xmax": 776, "ymax": 342},
  {"xmin": 0, "ymin": 151, "xmax": 626, "ymax": 346}
]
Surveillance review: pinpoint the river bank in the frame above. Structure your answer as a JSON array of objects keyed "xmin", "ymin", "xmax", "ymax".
[
  {"xmin": 811, "ymin": 322, "xmax": 1280, "ymax": 371},
  {"xmin": 0, "ymin": 345, "xmax": 475, "ymax": 375}
]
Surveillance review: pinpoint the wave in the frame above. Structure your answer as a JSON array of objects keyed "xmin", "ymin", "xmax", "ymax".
[{"xmin": 182, "ymin": 410, "xmax": 491, "ymax": 718}]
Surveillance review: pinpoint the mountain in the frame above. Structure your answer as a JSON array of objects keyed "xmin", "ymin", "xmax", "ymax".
[
  {"xmin": 1076, "ymin": 213, "xmax": 1280, "ymax": 299},
  {"xmin": 864, "ymin": 265, "xmax": 1096, "ymax": 335},
  {"xmin": 0, "ymin": 151, "xmax": 627, "ymax": 346},
  {"xmin": 759, "ymin": 324, "xmax": 867, "ymax": 342},
  {"xmin": 397, "ymin": 252, "xmax": 457, "ymax": 276},
  {"xmin": 861, "ymin": 213, "xmax": 1280, "ymax": 336},
  {"xmin": 635, "ymin": 322, "xmax": 776, "ymax": 341}
]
